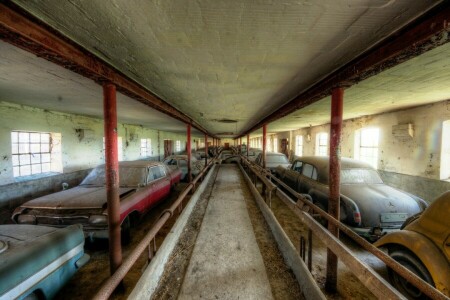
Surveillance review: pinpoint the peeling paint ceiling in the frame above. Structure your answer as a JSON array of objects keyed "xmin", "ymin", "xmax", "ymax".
[{"xmin": 1, "ymin": 0, "xmax": 448, "ymax": 137}]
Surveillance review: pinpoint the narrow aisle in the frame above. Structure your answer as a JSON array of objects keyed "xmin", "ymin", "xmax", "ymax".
[{"xmin": 178, "ymin": 164, "xmax": 273, "ymax": 300}]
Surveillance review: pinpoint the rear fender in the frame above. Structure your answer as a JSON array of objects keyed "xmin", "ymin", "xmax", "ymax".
[{"xmin": 374, "ymin": 231, "xmax": 450, "ymax": 296}]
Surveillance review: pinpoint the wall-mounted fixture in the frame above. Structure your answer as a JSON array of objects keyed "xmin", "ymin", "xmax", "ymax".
[{"xmin": 392, "ymin": 123, "xmax": 414, "ymax": 139}]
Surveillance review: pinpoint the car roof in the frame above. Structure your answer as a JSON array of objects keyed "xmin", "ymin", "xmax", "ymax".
[
  {"xmin": 293, "ymin": 156, "xmax": 374, "ymax": 183},
  {"xmin": 294, "ymin": 156, "xmax": 373, "ymax": 169},
  {"xmin": 95, "ymin": 160, "xmax": 162, "ymax": 168}
]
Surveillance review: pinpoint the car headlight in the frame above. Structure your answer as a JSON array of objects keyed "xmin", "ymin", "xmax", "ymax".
[
  {"xmin": 17, "ymin": 214, "xmax": 36, "ymax": 224},
  {"xmin": 89, "ymin": 215, "xmax": 108, "ymax": 225}
]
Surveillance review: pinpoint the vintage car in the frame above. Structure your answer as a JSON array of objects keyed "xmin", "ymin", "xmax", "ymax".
[
  {"xmin": 163, "ymin": 154, "xmax": 204, "ymax": 181},
  {"xmin": 275, "ymin": 156, "xmax": 428, "ymax": 241},
  {"xmin": 374, "ymin": 191, "xmax": 450, "ymax": 298},
  {"xmin": 12, "ymin": 161, "xmax": 181, "ymax": 242},
  {"xmin": 0, "ymin": 224, "xmax": 89, "ymax": 299},
  {"xmin": 255, "ymin": 152, "xmax": 290, "ymax": 173}
]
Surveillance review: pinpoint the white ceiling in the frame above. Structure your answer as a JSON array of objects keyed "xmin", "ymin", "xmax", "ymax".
[{"xmin": 1, "ymin": 0, "xmax": 448, "ymax": 137}]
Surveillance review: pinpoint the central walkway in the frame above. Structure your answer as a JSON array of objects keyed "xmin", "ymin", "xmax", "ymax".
[{"xmin": 178, "ymin": 164, "xmax": 274, "ymax": 299}]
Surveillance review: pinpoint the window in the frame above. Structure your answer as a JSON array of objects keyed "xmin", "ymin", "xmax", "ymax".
[
  {"xmin": 441, "ymin": 120, "xmax": 450, "ymax": 180},
  {"xmin": 295, "ymin": 135, "xmax": 303, "ymax": 156},
  {"xmin": 354, "ymin": 128, "xmax": 379, "ymax": 169},
  {"xmin": 140, "ymin": 138, "xmax": 152, "ymax": 157},
  {"xmin": 293, "ymin": 161, "xmax": 303, "ymax": 172},
  {"xmin": 315, "ymin": 133, "xmax": 328, "ymax": 156},
  {"xmin": 11, "ymin": 131, "xmax": 62, "ymax": 177},
  {"xmin": 273, "ymin": 137, "xmax": 278, "ymax": 153},
  {"xmin": 175, "ymin": 140, "xmax": 181, "ymax": 152},
  {"xmin": 103, "ymin": 137, "xmax": 123, "ymax": 161}
]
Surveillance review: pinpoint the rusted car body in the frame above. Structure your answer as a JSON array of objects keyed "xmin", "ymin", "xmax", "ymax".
[
  {"xmin": 275, "ymin": 156, "xmax": 428, "ymax": 241},
  {"xmin": 12, "ymin": 161, "xmax": 182, "ymax": 240},
  {"xmin": 0, "ymin": 224, "xmax": 89, "ymax": 299},
  {"xmin": 375, "ymin": 191, "xmax": 450, "ymax": 298}
]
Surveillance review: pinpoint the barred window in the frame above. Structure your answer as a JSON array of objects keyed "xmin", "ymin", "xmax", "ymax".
[
  {"xmin": 315, "ymin": 133, "xmax": 328, "ymax": 156},
  {"xmin": 11, "ymin": 131, "xmax": 62, "ymax": 177},
  {"xmin": 140, "ymin": 138, "xmax": 152, "ymax": 157},
  {"xmin": 295, "ymin": 135, "xmax": 303, "ymax": 156},
  {"xmin": 355, "ymin": 128, "xmax": 379, "ymax": 168}
]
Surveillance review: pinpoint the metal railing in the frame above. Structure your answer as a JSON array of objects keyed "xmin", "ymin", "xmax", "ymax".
[
  {"xmin": 93, "ymin": 158, "xmax": 216, "ymax": 300},
  {"xmin": 240, "ymin": 155, "xmax": 448, "ymax": 300}
]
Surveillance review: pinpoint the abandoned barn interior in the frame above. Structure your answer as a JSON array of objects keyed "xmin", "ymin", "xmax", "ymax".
[{"xmin": 0, "ymin": 1, "xmax": 449, "ymax": 300}]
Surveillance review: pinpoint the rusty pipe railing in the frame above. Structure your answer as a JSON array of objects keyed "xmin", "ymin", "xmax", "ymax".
[
  {"xmin": 93, "ymin": 158, "xmax": 216, "ymax": 300},
  {"xmin": 240, "ymin": 156, "xmax": 449, "ymax": 300}
]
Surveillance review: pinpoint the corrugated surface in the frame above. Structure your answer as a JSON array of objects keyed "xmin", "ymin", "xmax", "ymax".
[{"xmin": 9, "ymin": 0, "xmax": 442, "ymax": 135}]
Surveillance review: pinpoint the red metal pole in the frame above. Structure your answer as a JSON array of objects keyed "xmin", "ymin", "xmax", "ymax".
[
  {"xmin": 103, "ymin": 83, "xmax": 122, "ymax": 275},
  {"xmin": 205, "ymin": 135, "xmax": 208, "ymax": 165},
  {"xmin": 247, "ymin": 134, "xmax": 250, "ymax": 159},
  {"xmin": 262, "ymin": 125, "xmax": 267, "ymax": 169},
  {"xmin": 187, "ymin": 124, "xmax": 192, "ymax": 182},
  {"xmin": 326, "ymin": 87, "xmax": 344, "ymax": 292}
]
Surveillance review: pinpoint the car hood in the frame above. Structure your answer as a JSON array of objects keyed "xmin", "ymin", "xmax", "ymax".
[
  {"xmin": 20, "ymin": 186, "xmax": 135, "ymax": 209},
  {"xmin": 340, "ymin": 184, "xmax": 422, "ymax": 228}
]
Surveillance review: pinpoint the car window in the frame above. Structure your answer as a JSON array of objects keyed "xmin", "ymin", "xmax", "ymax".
[
  {"xmin": 159, "ymin": 166, "xmax": 167, "ymax": 177},
  {"xmin": 312, "ymin": 167, "xmax": 318, "ymax": 180},
  {"xmin": 302, "ymin": 163, "xmax": 313, "ymax": 177},
  {"xmin": 148, "ymin": 166, "xmax": 165, "ymax": 182},
  {"xmin": 293, "ymin": 161, "xmax": 303, "ymax": 172},
  {"xmin": 179, "ymin": 160, "xmax": 187, "ymax": 167},
  {"xmin": 164, "ymin": 159, "xmax": 177, "ymax": 166}
]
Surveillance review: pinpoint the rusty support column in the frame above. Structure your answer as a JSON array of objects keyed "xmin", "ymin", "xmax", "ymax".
[
  {"xmin": 262, "ymin": 125, "xmax": 267, "ymax": 169},
  {"xmin": 205, "ymin": 135, "xmax": 208, "ymax": 166},
  {"xmin": 326, "ymin": 87, "xmax": 344, "ymax": 292},
  {"xmin": 187, "ymin": 124, "xmax": 192, "ymax": 183},
  {"xmin": 103, "ymin": 83, "xmax": 122, "ymax": 275},
  {"xmin": 247, "ymin": 134, "xmax": 250, "ymax": 159}
]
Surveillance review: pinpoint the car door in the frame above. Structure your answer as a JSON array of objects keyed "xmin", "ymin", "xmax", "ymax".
[
  {"xmin": 283, "ymin": 160, "xmax": 303, "ymax": 190},
  {"xmin": 146, "ymin": 166, "xmax": 169, "ymax": 208},
  {"xmin": 299, "ymin": 163, "xmax": 327, "ymax": 208}
]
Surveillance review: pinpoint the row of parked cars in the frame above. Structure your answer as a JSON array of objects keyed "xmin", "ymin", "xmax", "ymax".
[
  {"xmin": 1, "ymin": 159, "xmax": 184, "ymax": 299},
  {"xmin": 250, "ymin": 150, "xmax": 449, "ymax": 299}
]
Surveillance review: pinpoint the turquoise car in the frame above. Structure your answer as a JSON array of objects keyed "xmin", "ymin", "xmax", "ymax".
[{"xmin": 0, "ymin": 224, "xmax": 89, "ymax": 299}]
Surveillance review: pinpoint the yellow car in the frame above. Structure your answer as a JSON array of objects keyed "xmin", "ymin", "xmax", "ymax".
[{"xmin": 375, "ymin": 191, "xmax": 450, "ymax": 298}]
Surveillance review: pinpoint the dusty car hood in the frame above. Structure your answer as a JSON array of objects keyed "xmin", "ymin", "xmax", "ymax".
[
  {"xmin": 340, "ymin": 184, "xmax": 422, "ymax": 228},
  {"xmin": 20, "ymin": 186, "xmax": 135, "ymax": 209}
]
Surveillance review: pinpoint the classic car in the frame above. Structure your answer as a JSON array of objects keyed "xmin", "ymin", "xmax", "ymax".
[
  {"xmin": 374, "ymin": 191, "xmax": 450, "ymax": 298},
  {"xmin": 255, "ymin": 152, "xmax": 290, "ymax": 173},
  {"xmin": 0, "ymin": 224, "xmax": 89, "ymax": 299},
  {"xmin": 275, "ymin": 156, "xmax": 428, "ymax": 241},
  {"xmin": 163, "ymin": 154, "xmax": 204, "ymax": 181},
  {"xmin": 12, "ymin": 161, "xmax": 181, "ymax": 242}
]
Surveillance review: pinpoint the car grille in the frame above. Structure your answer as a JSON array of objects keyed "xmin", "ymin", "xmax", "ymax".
[{"xmin": 36, "ymin": 215, "xmax": 89, "ymax": 226}]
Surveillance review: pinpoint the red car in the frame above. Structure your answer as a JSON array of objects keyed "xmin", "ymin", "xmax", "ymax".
[{"xmin": 12, "ymin": 161, "xmax": 181, "ymax": 242}]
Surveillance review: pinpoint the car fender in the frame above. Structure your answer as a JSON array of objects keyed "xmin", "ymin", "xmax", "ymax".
[{"xmin": 374, "ymin": 230, "xmax": 450, "ymax": 295}]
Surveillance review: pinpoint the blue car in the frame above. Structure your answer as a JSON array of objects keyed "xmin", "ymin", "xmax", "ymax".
[{"xmin": 0, "ymin": 224, "xmax": 89, "ymax": 299}]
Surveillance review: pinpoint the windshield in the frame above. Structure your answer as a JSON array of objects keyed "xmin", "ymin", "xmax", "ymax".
[
  {"xmin": 340, "ymin": 169, "xmax": 383, "ymax": 184},
  {"xmin": 267, "ymin": 155, "xmax": 289, "ymax": 164},
  {"xmin": 81, "ymin": 166, "xmax": 147, "ymax": 187}
]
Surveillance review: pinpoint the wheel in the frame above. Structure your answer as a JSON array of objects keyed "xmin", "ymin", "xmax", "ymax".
[
  {"xmin": 388, "ymin": 249, "xmax": 434, "ymax": 299},
  {"xmin": 121, "ymin": 216, "xmax": 131, "ymax": 245}
]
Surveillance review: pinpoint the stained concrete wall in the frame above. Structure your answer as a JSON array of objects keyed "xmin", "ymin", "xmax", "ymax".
[
  {"xmin": 0, "ymin": 101, "xmax": 196, "ymax": 214},
  {"xmin": 284, "ymin": 100, "xmax": 450, "ymax": 202}
]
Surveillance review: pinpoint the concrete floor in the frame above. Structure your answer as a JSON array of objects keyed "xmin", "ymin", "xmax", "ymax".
[{"xmin": 178, "ymin": 165, "xmax": 274, "ymax": 300}]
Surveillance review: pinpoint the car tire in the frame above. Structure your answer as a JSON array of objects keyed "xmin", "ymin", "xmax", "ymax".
[
  {"xmin": 121, "ymin": 216, "xmax": 131, "ymax": 245},
  {"xmin": 388, "ymin": 249, "xmax": 434, "ymax": 299}
]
